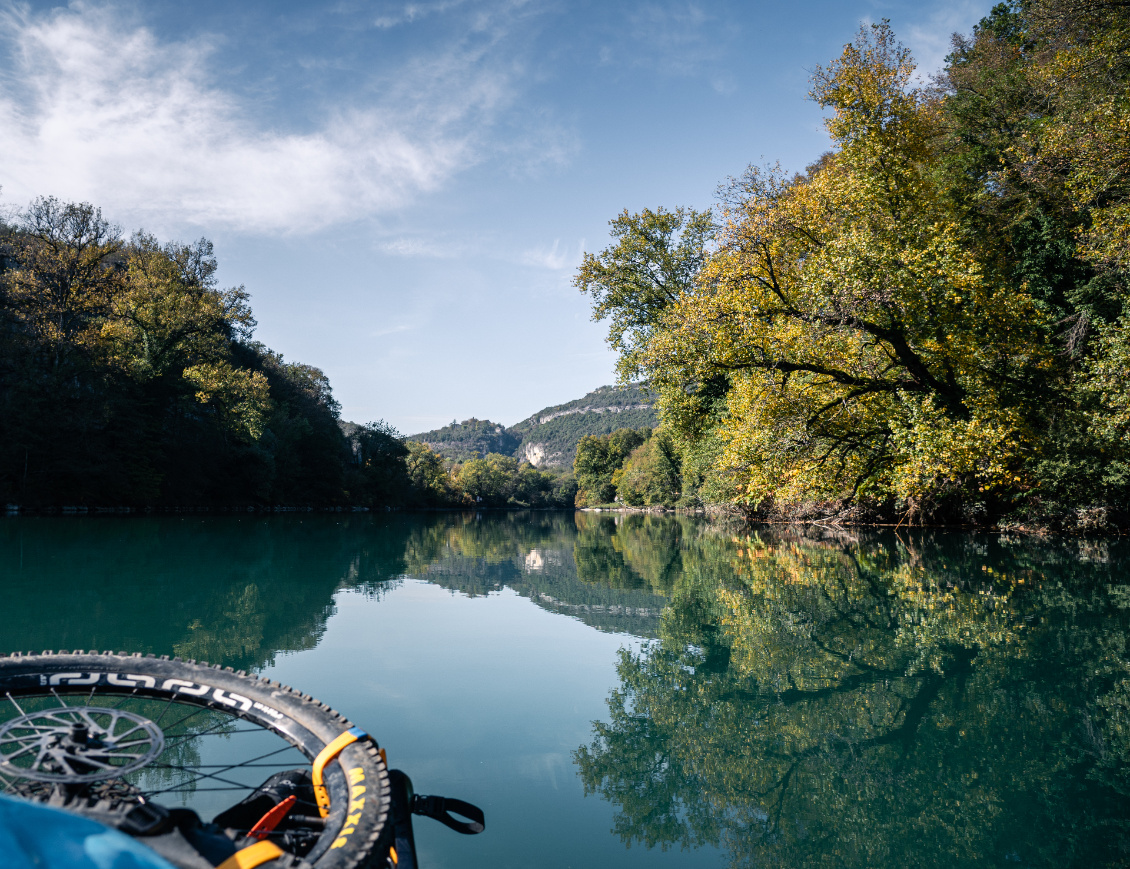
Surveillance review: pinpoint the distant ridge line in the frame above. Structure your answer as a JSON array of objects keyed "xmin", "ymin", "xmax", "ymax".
[{"xmin": 408, "ymin": 384, "xmax": 657, "ymax": 468}]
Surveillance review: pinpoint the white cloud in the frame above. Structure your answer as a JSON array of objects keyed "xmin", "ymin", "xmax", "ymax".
[
  {"xmin": 902, "ymin": 0, "xmax": 987, "ymax": 80},
  {"xmin": 625, "ymin": 2, "xmax": 734, "ymax": 77},
  {"xmin": 0, "ymin": 2, "xmax": 533, "ymax": 235},
  {"xmin": 370, "ymin": 323, "xmax": 414, "ymax": 337}
]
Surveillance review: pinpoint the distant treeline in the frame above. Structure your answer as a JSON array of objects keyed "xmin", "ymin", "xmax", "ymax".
[
  {"xmin": 0, "ymin": 199, "xmax": 575, "ymax": 510},
  {"xmin": 577, "ymin": 4, "xmax": 1130, "ymax": 531}
]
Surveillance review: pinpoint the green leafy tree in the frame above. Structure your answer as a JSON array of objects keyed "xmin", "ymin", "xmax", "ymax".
[
  {"xmin": 455, "ymin": 453, "xmax": 521, "ymax": 506},
  {"xmin": 405, "ymin": 441, "xmax": 459, "ymax": 505},
  {"xmin": 3, "ymin": 197, "xmax": 125, "ymax": 359},
  {"xmin": 578, "ymin": 12, "xmax": 1130, "ymax": 524},
  {"xmin": 347, "ymin": 420, "xmax": 410, "ymax": 506},
  {"xmin": 575, "ymin": 207, "xmax": 714, "ymax": 383},
  {"xmin": 613, "ymin": 429, "xmax": 681, "ymax": 507},
  {"xmin": 574, "ymin": 428, "xmax": 649, "ymax": 505},
  {"xmin": 0, "ymin": 197, "xmax": 408, "ymax": 509}
]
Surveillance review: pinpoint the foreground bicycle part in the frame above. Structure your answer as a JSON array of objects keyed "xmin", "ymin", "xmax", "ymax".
[{"xmin": 0, "ymin": 652, "xmax": 392, "ymax": 869}]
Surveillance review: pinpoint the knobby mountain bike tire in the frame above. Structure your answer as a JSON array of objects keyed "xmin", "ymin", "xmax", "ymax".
[{"xmin": 0, "ymin": 651, "xmax": 392, "ymax": 869}]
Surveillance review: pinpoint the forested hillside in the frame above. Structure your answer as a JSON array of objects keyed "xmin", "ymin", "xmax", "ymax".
[
  {"xmin": 0, "ymin": 198, "xmax": 598, "ymax": 512},
  {"xmin": 576, "ymin": 2, "xmax": 1130, "ymax": 530},
  {"xmin": 410, "ymin": 384, "xmax": 657, "ymax": 468},
  {"xmin": 408, "ymin": 418, "xmax": 521, "ymax": 464},
  {"xmin": 509, "ymin": 384, "xmax": 657, "ymax": 467}
]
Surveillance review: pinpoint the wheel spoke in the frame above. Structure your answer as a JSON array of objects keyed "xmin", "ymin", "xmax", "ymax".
[
  {"xmin": 140, "ymin": 743, "xmax": 301, "ymax": 798},
  {"xmin": 149, "ymin": 785, "xmax": 254, "ymax": 793},
  {"xmin": 151, "ymin": 761, "xmax": 299, "ymax": 769},
  {"xmin": 160, "ymin": 704, "xmax": 212, "ymax": 735},
  {"xmin": 112, "ymin": 690, "xmax": 139, "ymax": 710},
  {"xmin": 163, "ymin": 717, "xmax": 242, "ymax": 744},
  {"xmin": 150, "ymin": 695, "xmax": 176, "ymax": 726}
]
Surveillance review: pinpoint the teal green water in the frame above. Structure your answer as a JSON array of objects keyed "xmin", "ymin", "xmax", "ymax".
[{"xmin": 2, "ymin": 513, "xmax": 1129, "ymax": 867}]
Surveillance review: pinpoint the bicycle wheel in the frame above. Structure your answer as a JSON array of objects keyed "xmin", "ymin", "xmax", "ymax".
[{"xmin": 0, "ymin": 651, "xmax": 391, "ymax": 869}]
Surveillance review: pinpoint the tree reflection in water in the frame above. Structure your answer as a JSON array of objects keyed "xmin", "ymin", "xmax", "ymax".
[{"xmin": 575, "ymin": 527, "xmax": 1130, "ymax": 867}]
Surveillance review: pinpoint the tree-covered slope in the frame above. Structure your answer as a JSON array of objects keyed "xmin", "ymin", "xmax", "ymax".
[
  {"xmin": 408, "ymin": 418, "xmax": 521, "ymax": 464},
  {"xmin": 575, "ymin": 7, "xmax": 1130, "ymax": 528},
  {"xmin": 508, "ymin": 384, "xmax": 657, "ymax": 467},
  {"xmin": 408, "ymin": 384, "xmax": 657, "ymax": 469}
]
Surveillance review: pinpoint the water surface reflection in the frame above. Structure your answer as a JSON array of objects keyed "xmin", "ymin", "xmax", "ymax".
[
  {"xmin": 576, "ymin": 527, "xmax": 1130, "ymax": 867},
  {"xmin": 2, "ymin": 515, "xmax": 1128, "ymax": 866}
]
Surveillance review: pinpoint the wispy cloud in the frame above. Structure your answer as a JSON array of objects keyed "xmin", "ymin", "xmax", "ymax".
[
  {"xmin": 520, "ymin": 238, "xmax": 583, "ymax": 271},
  {"xmin": 379, "ymin": 232, "xmax": 583, "ymax": 270},
  {"xmin": 370, "ymin": 323, "xmax": 415, "ymax": 337},
  {"xmin": 378, "ymin": 235, "xmax": 469, "ymax": 259},
  {"xmin": 0, "ymin": 2, "xmax": 553, "ymax": 236},
  {"xmin": 372, "ymin": 0, "xmax": 468, "ymax": 29},
  {"xmin": 616, "ymin": 1, "xmax": 739, "ymax": 77},
  {"xmin": 902, "ymin": 0, "xmax": 986, "ymax": 79}
]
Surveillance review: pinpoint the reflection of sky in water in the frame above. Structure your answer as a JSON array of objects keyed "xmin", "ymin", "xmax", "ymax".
[{"xmin": 268, "ymin": 582, "xmax": 676, "ymax": 869}]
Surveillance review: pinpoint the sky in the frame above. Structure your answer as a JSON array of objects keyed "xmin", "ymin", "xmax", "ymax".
[{"xmin": 0, "ymin": 0, "xmax": 992, "ymax": 434}]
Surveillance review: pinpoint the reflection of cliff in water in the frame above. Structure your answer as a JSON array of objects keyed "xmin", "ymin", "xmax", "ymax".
[
  {"xmin": 0, "ymin": 515, "xmax": 411, "ymax": 671},
  {"xmin": 402, "ymin": 512, "xmax": 667, "ymax": 637},
  {"xmin": 0, "ymin": 512, "xmax": 710, "ymax": 669}
]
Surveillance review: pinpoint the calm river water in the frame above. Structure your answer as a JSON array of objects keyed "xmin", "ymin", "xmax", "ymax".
[{"xmin": 2, "ymin": 512, "xmax": 1129, "ymax": 868}]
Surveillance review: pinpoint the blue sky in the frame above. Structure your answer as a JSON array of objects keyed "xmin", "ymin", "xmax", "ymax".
[{"xmin": 0, "ymin": 0, "xmax": 990, "ymax": 433}]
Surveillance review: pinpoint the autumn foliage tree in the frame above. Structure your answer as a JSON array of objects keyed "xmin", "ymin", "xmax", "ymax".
[
  {"xmin": 0, "ymin": 198, "xmax": 392, "ymax": 507},
  {"xmin": 581, "ymin": 6, "xmax": 1130, "ymax": 527}
]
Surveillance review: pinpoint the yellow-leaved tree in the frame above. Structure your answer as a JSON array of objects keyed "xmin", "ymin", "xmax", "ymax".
[{"xmin": 643, "ymin": 23, "xmax": 1056, "ymax": 518}]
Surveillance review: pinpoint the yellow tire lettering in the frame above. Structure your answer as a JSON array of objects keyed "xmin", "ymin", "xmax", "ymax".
[{"xmin": 328, "ymin": 766, "xmax": 370, "ymax": 853}]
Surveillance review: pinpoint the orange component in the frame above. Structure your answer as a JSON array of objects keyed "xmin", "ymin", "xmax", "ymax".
[
  {"xmin": 216, "ymin": 841, "xmax": 285, "ymax": 869},
  {"xmin": 248, "ymin": 795, "xmax": 298, "ymax": 840},
  {"xmin": 312, "ymin": 726, "xmax": 366, "ymax": 818}
]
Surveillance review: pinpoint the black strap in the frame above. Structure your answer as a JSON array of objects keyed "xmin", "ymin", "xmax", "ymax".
[{"xmin": 410, "ymin": 794, "xmax": 485, "ymax": 835}]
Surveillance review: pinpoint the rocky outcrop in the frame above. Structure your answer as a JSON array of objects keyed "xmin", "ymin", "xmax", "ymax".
[
  {"xmin": 535, "ymin": 403, "xmax": 652, "ymax": 425},
  {"xmin": 408, "ymin": 384, "xmax": 658, "ymax": 469},
  {"xmin": 521, "ymin": 442, "xmax": 565, "ymax": 467}
]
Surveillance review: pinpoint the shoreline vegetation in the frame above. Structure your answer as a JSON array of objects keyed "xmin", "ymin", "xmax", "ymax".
[
  {"xmin": 574, "ymin": 3, "xmax": 1130, "ymax": 535},
  {"xmin": 5, "ymin": 3, "xmax": 1130, "ymax": 535},
  {"xmin": 0, "ymin": 201, "xmax": 578, "ymax": 513}
]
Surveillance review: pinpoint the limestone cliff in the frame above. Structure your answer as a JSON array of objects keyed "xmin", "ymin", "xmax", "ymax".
[{"xmin": 407, "ymin": 384, "xmax": 658, "ymax": 468}]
